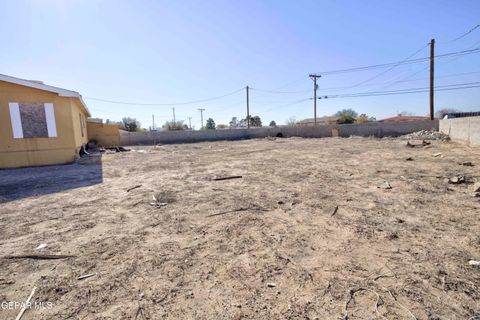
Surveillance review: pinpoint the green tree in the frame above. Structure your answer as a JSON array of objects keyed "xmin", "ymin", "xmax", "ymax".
[
  {"xmin": 269, "ymin": 120, "xmax": 277, "ymax": 127},
  {"xmin": 163, "ymin": 120, "xmax": 186, "ymax": 131},
  {"xmin": 356, "ymin": 113, "xmax": 376, "ymax": 124},
  {"xmin": 206, "ymin": 118, "xmax": 216, "ymax": 130},
  {"xmin": 335, "ymin": 109, "xmax": 358, "ymax": 124},
  {"xmin": 229, "ymin": 117, "xmax": 240, "ymax": 128},
  {"xmin": 242, "ymin": 115, "xmax": 262, "ymax": 127},
  {"xmin": 217, "ymin": 124, "xmax": 227, "ymax": 129},
  {"xmin": 122, "ymin": 117, "xmax": 141, "ymax": 132}
]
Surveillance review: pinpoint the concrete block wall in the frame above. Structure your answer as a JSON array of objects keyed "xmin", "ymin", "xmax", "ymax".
[
  {"xmin": 439, "ymin": 116, "xmax": 480, "ymax": 146},
  {"xmin": 120, "ymin": 120, "xmax": 439, "ymax": 145}
]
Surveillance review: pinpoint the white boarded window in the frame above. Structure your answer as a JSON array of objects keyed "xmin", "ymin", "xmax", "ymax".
[
  {"xmin": 44, "ymin": 103, "xmax": 57, "ymax": 137},
  {"xmin": 8, "ymin": 102, "xmax": 57, "ymax": 139},
  {"xmin": 8, "ymin": 103, "xmax": 23, "ymax": 138}
]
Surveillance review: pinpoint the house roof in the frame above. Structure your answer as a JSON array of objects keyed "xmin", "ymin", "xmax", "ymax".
[{"xmin": 0, "ymin": 73, "xmax": 91, "ymax": 116}]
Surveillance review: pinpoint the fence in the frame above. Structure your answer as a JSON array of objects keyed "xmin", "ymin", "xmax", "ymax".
[
  {"xmin": 439, "ymin": 116, "xmax": 480, "ymax": 146},
  {"xmin": 120, "ymin": 120, "xmax": 439, "ymax": 145}
]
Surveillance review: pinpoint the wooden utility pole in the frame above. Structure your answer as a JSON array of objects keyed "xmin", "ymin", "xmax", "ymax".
[
  {"xmin": 309, "ymin": 74, "xmax": 321, "ymax": 125},
  {"xmin": 246, "ymin": 86, "xmax": 250, "ymax": 128},
  {"xmin": 429, "ymin": 39, "xmax": 435, "ymax": 120},
  {"xmin": 188, "ymin": 117, "xmax": 192, "ymax": 130},
  {"xmin": 198, "ymin": 108, "xmax": 205, "ymax": 129}
]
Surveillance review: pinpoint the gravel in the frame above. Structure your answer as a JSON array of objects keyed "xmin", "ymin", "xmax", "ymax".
[{"xmin": 400, "ymin": 130, "xmax": 450, "ymax": 141}]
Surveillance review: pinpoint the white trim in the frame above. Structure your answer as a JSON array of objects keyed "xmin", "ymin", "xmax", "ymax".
[
  {"xmin": 44, "ymin": 103, "xmax": 57, "ymax": 137},
  {"xmin": 8, "ymin": 102, "xmax": 24, "ymax": 139},
  {"xmin": 0, "ymin": 73, "xmax": 91, "ymax": 116}
]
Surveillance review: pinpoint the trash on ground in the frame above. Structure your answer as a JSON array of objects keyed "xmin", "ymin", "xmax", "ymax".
[
  {"xmin": 468, "ymin": 260, "xmax": 480, "ymax": 266},
  {"xmin": 406, "ymin": 140, "xmax": 431, "ymax": 148},
  {"xmin": 448, "ymin": 176, "xmax": 466, "ymax": 184},
  {"xmin": 379, "ymin": 181, "xmax": 392, "ymax": 189}
]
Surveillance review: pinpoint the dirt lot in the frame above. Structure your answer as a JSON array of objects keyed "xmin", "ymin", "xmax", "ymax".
[{"xmin": 0, "ymin": 137, "xmax": 479, "ymax": 319}]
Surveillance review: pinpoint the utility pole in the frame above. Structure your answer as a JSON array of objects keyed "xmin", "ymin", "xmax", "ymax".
[
  {"xmin": 429, "ymin": 39, "xmax": 435, "ymax": 120},
  {"xmin": 246, "ymin": 85, "xmax": 250, "ymax": 128},
  {"xmin": 198, "ymin": 108, "xmax": 205, "ymax": 130},
  {"xmin": 188, "ymin": 117, "xmax": 192, "ymax": 130},
  {"xmin": 152, "ymin": 114, "xmax": 155, "ymax": 131},
  {"xmin": 172, "ymin": 107, "xmax": 176, "ymax": 123},
  {"xmin": 309, "ymin": 74, "xmax": 321, "ymax": 125}
]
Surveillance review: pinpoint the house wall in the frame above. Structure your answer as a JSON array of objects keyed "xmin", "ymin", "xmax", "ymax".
[
  {"xmin": 70, "ymin": 99, "xmax": 89, "ymax": 147},
  {"xmin": 439, "ymin": 116, "xmax": 480, "ymax": 146},
  {"xmin": 120, "ymin": 120, "xmax": 439, "ymax": 145},
  {"xmin": 0, "ymin": 81, "xmax": 87, "ymax": 168},
  {"xmin": 87, "ymin": 122, "xmax": 120, "ymax": 147}
]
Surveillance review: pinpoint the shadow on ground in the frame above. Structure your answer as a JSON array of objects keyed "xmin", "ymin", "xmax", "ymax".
[{"xmin": 0, "ymin": 163, "xmax": 103, "ymax": 203}]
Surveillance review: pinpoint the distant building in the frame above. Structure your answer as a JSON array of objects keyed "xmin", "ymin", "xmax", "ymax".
[
  {"xmin": 0, "ymin": 73, "xmax": 91, "ymax": 168},
  {"xmin": 378, "ymin": 115, "xmax": 429, "ymax": 123},
  {"xmin": 444, "ymin": 111, "xmax": 480, "ymax": 119},
  {"xmin": 297, "ymin": 116, "xmax": 338, "ymax": 125}
]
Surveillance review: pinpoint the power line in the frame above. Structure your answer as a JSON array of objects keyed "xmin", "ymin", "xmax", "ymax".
[
  {"xmin": 317, "ymin": 70, "xmax": 480, "ymax": 91},
  {"xmin": 440, "ymin": 24, "xmax": 480, "ymax": 44},
  {"xmin": 321, "ymin": 81, "xmax": 480, "ymax": 99},
  {"xmin": 262, "ymin": 98, "xmax": 311, "ymax": 112},
  {"xmin": 249, "ymin": 87, "xmax": 311, "ymax": 94},
  {"xmin": 314, "ymin": 48, "xmax": 480, "ymax": 75},
  {"xmin": 326, "ymin": 44, "xmax": 430, "ymax": 93},
  {"xmin": 84, "ymin": 87, "xmax": 245, "ymax": 106}
]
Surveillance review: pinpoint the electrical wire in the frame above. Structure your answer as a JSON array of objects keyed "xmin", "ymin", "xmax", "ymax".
[
  {"xmin": 314, "ymin": 48, "xmax": 480, "ymax": 75},
  {"xmin": 84, "ymin": 87, "xmax": 245, "ymax": 106},
  {"xmin": 249, "ymin": 87, "xmax": 311, "ymax": 94},
  {"xmin": 327, "ymin": 44, "xmax": 430, "ymax": 91},
  {"xmin": 322, "ymin": 81, "xmax": 480, "ymax": 99},
  {"xmin": 439, "ymin": 24, "xmax": 480, "ymax": 44},
  {"xmin": 317, "ymin": 70, "xmax": 480, "ymax": 91}
]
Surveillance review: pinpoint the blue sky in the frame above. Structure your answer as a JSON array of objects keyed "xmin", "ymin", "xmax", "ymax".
[{"xmin": 1, "ymin": 0, "xmax": 479, "ymax": 128}]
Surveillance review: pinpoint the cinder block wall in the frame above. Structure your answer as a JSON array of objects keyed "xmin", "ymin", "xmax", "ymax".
[
  {"xmin": 120, "ymin": 120, "xmax": 439, "ymax": 145},
  {"xmin": 87, "ymin": 122, "xmax": 120, "ymax": 147},
  {"xmin": 439, "ymin": 116, "xmax": 480, "ymax": 146}
]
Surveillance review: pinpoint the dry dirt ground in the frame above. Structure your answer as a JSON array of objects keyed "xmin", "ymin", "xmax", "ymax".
[{"xmin": 0, "ymin": 137, "xmax": 479, "ymax": 320}]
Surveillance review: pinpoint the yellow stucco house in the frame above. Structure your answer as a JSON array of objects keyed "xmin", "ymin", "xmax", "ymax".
[{"xmin": 0, "ymin": 74, "xmax": 91, "ymax": 168}]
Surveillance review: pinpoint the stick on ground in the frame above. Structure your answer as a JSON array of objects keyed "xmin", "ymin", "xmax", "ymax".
[
  {"xmin": 77, "ymin": 273, "xmax": 97, "ymax": 280},
  {"xmin": 127, "ymin": 185, "xmax": 142, "ymax": 192},
  {"xmin": 15, "ymin": 286, "xmax": 36, "ymax": 320},
  {"xmin": 331, "ymin": 205, "xmax": 339, "ymax": 217},
  {"xmin": 4, "ymin": 254, "xmax": 76, "ymax": 260},
  {"xmin": 212, "ymin": 175, "xmax": 243, "ymax": 181},
  {"xmin": 207, "ymin": 208, "xmax": 248, "ymax": 217}
]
